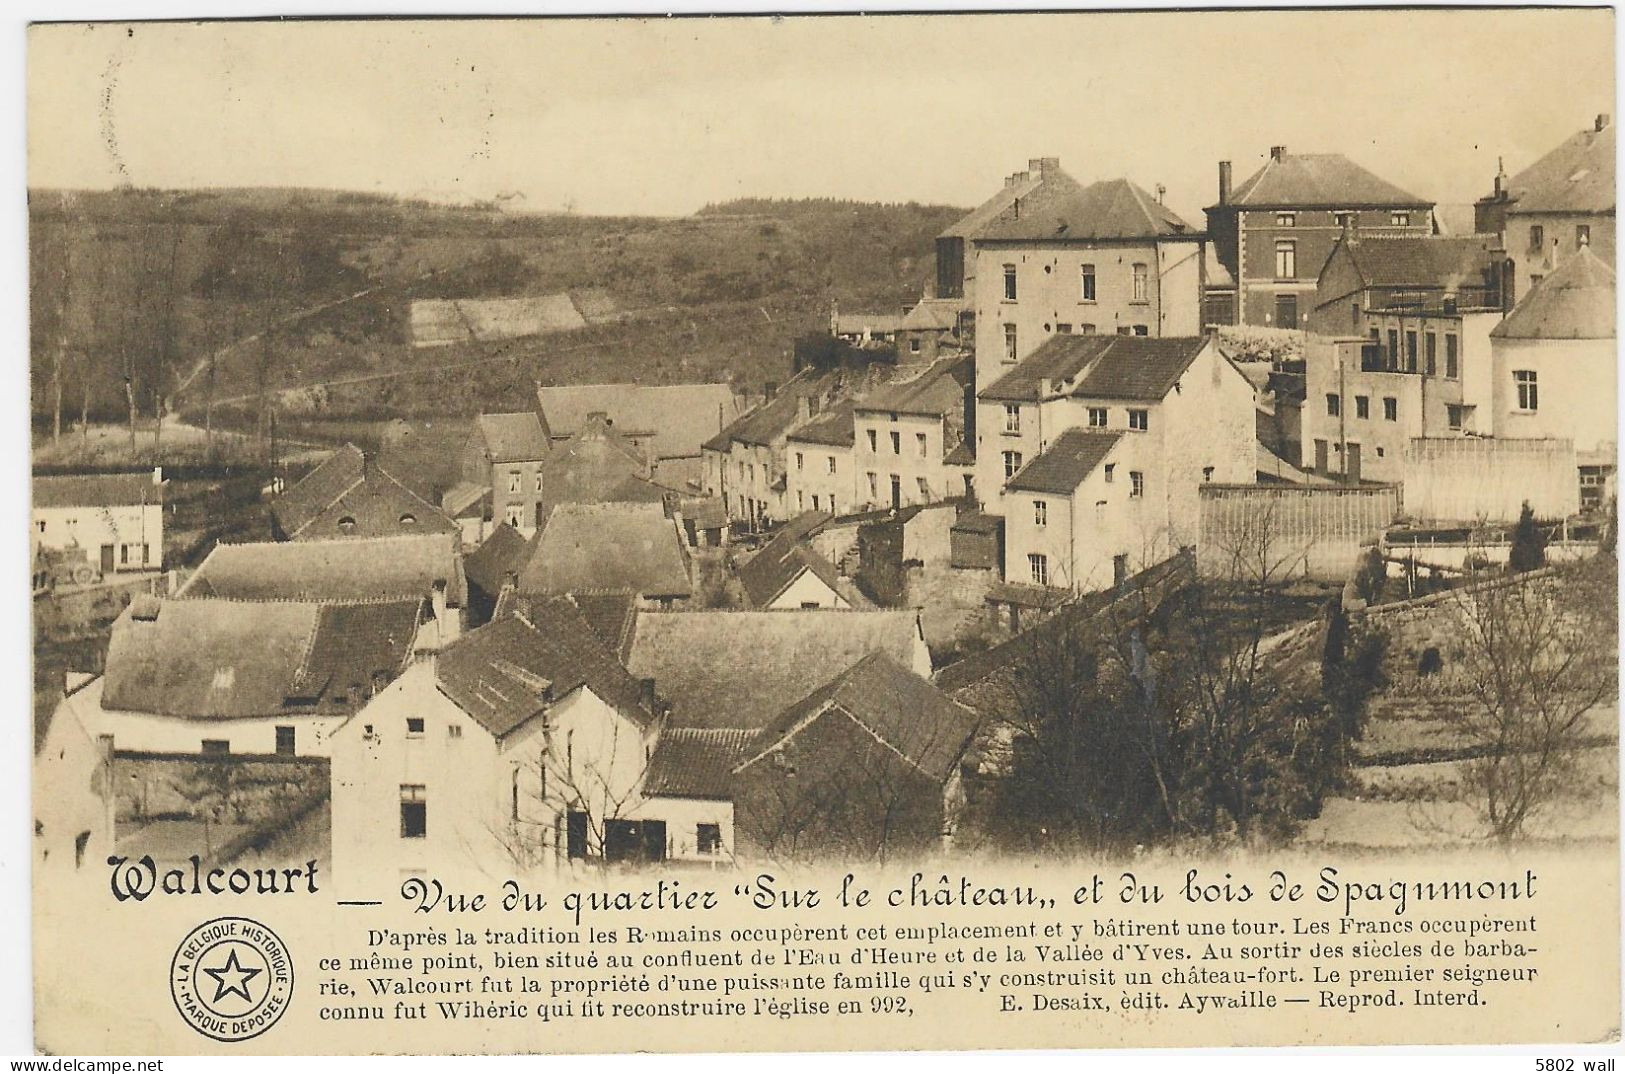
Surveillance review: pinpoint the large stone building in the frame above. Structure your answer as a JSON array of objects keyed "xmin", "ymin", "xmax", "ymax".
[{"xmin": 1206, "ymin": 146, "xmax": 1434, "ymax": 328}]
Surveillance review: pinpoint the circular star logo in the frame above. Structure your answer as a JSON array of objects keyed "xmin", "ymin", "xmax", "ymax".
[{"xmin": 170, "ymin": 917, "xmax": 294, "ymax": 1042}]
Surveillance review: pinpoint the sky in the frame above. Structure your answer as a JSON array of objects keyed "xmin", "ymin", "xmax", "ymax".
[{"xmin": 26, "ymin": 11, "xmax": 1616, "ymax": 222}]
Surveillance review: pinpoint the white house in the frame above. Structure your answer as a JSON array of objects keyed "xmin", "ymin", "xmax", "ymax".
[
  {"xmin": 33, "ymin": 469, "xmax": 166, "ymax": 579},
  {"xmin": 977, "ymin": 335, "xmax": 1256, "ymax": 591},
  {"xmin": 737, "ymin": 511, "xmax": 849, "ymax": 610}
]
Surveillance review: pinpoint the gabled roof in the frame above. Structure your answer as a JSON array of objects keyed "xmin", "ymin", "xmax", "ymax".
[
  {"xmin": 941, "ymin": 168, "xmax": 1046, "ymax": 241},
  {"xmin": 644, "ymin": 728, "xmax": 758, "ymax": 799},
  {"xmin": 900, "ymin": 297, "xmax": 964, "ymax": 331},
  {"xmin": 705, "ymin": 367, "xmax": 839, "ymax": 451},
  {"xmin": 33, "ymin": 472, "xmax": 163, "ymax": 509},
  {"xmin": 1506, "ymin": 122, "xmax": 1615, "ymax": 215},
  {"xmin": 784, "ymin": 398, "xmax": 855, "ymax": 447},
  {"xmin": 540, "ymin": 412, "xmax": 665, "ymax": 506},
  {"xmin": 102, "ymin": 597, "xmax": 419, "ymax": 718},
  {"xmin": 738, "ymin": 515, "xmax": 843, "ymax": 608},
  {"xmin": 976, "ymin": 177, "xmax": 1195, "ymax": 243},
  {"xmin": 272, "ymin": 444, "xmax": 457, "ymax": 540},
  {"xmin": 1216, "ymin": 152, "xmax": 1429, "ymax": 209},
  {"xmin": 567, "ymin": 592, "xmax": 641, "ymax": 661},
  {"xmin": 834, "ymin": 312, "xmax": 905, "ymax": 336},
  {"xmin": 943, "ymin": 440, "xmax": 975, "ymax": 467},
  {"xmin": 627, "ymin": 609, "xmax": 923, "ymax": 729},
  {"xmin": 518, "ymin": 502, "xmax": 691, "ymax": 598},
  {"xmin": 435, "ymin": 603, "xmax": 654, "ymax": 739},
  {"xmin": 979, "ymin": 335, "xmax": 1212, "ymax": 403},
  {"xmin": 475, "ymin": 411, "xmax": 551, "ymax": 463},
  {"xmin": 1339, "ymin": 235, "xmax": 1497, "ymax": 292},
  {"xmin": 463, "ymin": 522, "xmax": 530, "ymax": 597},
  {"xmin": 441, "ymin": 481, "xmax": 490, "ymax": 520},
  {"xmin": 536, "ymin": 383, "xmax": 741, "ymax": 461},
  {"xmin": 740, "ymin": 653, "xmax": 979, "ymax": 783},
  {"xmin": 182, "ymin": 532, "xmax": 466, "ymax": 606},
  {"xmin": 1491, "ymin": 245, "xmax": 1616, "ymax": 340},
  {"xmin": 856, "ymin": 355, "xmax": 972, "ymax": 417},
  {"xmin": 1006, "ymin": 428, "xmax": 1123, "ymax": 495}
]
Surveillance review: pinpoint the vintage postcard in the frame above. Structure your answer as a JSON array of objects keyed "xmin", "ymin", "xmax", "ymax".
[{"xmin": 25, "ymin": 8, "xmax": 1621, "ymax": 1056}]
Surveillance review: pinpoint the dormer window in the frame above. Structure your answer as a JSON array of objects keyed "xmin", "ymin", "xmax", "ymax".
[
  {"xmin": 399, "ymin": 513, "xmax": 417, "ymax": 526},
  {"xmin": 338, "ymin": 516, "xmax": 357, "ymax": 534}
]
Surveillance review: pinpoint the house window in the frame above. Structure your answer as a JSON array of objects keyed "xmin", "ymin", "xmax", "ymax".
[
  {"xmin": 505, "ymin": 505, "xmax": 523, "ymax": 528},
  {"xmin": 1514, "ymin": 370, "xmax": 1538, "ymax": 411},
  {"xmin": 1056, "ymin": 323, "xmax": 1072, "ymax": 335},
  {"xmin": 535, "ymin": 472, "xmax": 544, "ymax": 492},
  {"xmin": 1447, "ymin": 405, "xmax": 1467, "ymax": 431},
  {"xmin": 1383, "ymin": 397, "xmax": 1398, "ymax": 422},
  {"xmin": 447, "ymin": 724, "xmax": 462, "ymax": 739},
  {"xmin": 1078, "ymin": 323, "xmax": 1096, "ymax": 335},
  {"xmin": 1391, "ymin": 211, "xmax": 1411, "ymax": 227},
  {"xmin": 400, "ymin": 785, "xmax": 427, "ymax": 839},
  {"xmin": 1334, "ymin": 211, "xmax": 1356, "ymax": 228},
  {"xmin": 1326, "ymin": 393, "xmax": 1341, "ymax": 417},
  {"xmin": 1580, "ymin": 466, "xmax": 1607, "ymax": 509},
  {"xmin": 1274, "ymin": 241, "xmax": 1296, "ymax": 279},
  {"xmin": 1132, "ymin": 324, "xmax": 1149, "ymax": 336},
  {"xmin": 1003, "ymin": 264, "xmax": 1018, "ymax": 301},
  {"xmin": 1127, "ymin": 409, "xmax": 1148, "ymax": 431},
  {"xmin": 890, "ymin": 431, "xmax": 901, "ymax": 455},
  {"xmin": 508, "ymin": 471, "xmax": 521, "ymax": 494},
  {"xmin": 867, "ymin": 473, "xmax": 878, "ymax": 499},
  {"xmin": 909, "ymin": 338, "xmax": 921, "ymax": 354},
  {"xmin": 1002, "ymin": 451, "xmax": 1023, "ymax": 480},
  {"xmin": 867, "ymin": 429, "xmax": 878, "ymax": 452},
  {"xmin": 916, "ymin": 477, "xmax": 931, "ymax": 499},
  {"xmin": 1034, "ymin": 500, "xmax": 1047, "ymax": 527},
  {"xmin": 1425, "ymin": 333, "xmax": 1438, "ymax": 376},
  {"xmin": 406, "ymin": 717, "xmax": 425, "ymax": 738},
  {"xmin": 1529, "ymin": 224, "xmax": 1544, "ymax": 251},
  {"xmin": 1404, "ymin": 331, "xmax": 1418, "ymax": 372},
  {"xmin": 119, "ymin": 544, "xmax": 129, "ymax": 566},
  {"xmin": 826, "ymin": 455, "xmax": 836, "ymax": 475},
  {"xmin": 274, "ymin": 726, "xmax": 295, "ymax": 756},
  {"xmin": 1129, "ymin": 472, "xmax": 1144, "ymax": 498},
  {"xmin": 1080, "ymin": 264, "xmax": 1096, "ymax": 301},
  {"xmin": 511, "ymin": 767, "xmax": 522, "ymax": 821},
  {"xmin": 1577, "ymin": 224, "xmax": 1591, "ymax": 247},
  {"xmin": 1088, "ymin": 407, "xmax": 1108, "ymax": 427},
  {"xmin": 1202, "ymin": 466, "xmax": 1215, "ymax": 482},
  {"xmin": 1004, "ymin": 405, "xmax": 1022, "ymax": 434},
  {"xmin": 1095, "ymin": 500, "xmax": 1107, "ymax": 521},
  {"xmin": 201, "ymin": 740, "xmax": 230, "ymax": 755},
  {"xmin": 1028, "ymin": 553, "xmax": 1049, "ymax": 586},
  {"xmin": 1445, "ymin": 334, "xmax": 1459, "ymax": 378},
  {"xmin": 1103, "ymin": 464, "xmax": 1115, "ymax": 483},
  {"xmin": 916, "ymin": 433, "xmax": 928, "ymax": 457},
  {"xmin": 1003, "ymin": 323, "xmax": 1018, "ymax": 363},
  {"xmin": 1387, "ymin": 329, "xmax": 1400, "ymax": 369},
  {"xmin": 697, "ymin": 823, "xmax": 722, "ymax": 855},
  {"xmin": 1131, "ymin": 263, "xmax": 1149, "ymax": 302},
  {"xmin": 795, "ymin": 452, "xmax": 804, "ymax": 471},
  {"xmin": 1355, "ymin": 395, "xmax": 1370, "ymax": 419},
  {"xmin": 1276, "ymin": 211, "xmax": 1296, "ymax": 227}
]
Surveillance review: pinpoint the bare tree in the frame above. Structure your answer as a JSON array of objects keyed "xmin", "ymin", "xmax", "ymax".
[{"xmin": 1445, "ymin": 555, "xmax": 1617, "ymax": 841}]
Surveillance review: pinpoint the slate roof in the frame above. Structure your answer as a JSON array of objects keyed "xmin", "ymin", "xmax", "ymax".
[
  {"xmin": 785, "ymin": 398, "xmax": 856, "ymax": 447},
  {"xmin": 182, "ymin": 532, "xmax": 466, "ymax": 606},
  {"xmin": 1341, "ymin": 236, "xmax": 1497, "ymax": 291},
  {"xmin": 1216, "ymin": 151, "xmax": 1429, "ymax": 209},
  {"xmin": 940, "ymin": 165, "xmax": 1049, "ymax": 240},
  {"xmin": 272, "ymin": 444, "xmax": 456, "ymax": 540},
  {"xmin": 627, "ymin": 609, "xmax": 923, "ymax": 729},
  {"xmin": 703, "ymin": 367, "xmax": 839, "ymax": 451},
  {"xmin": 541, "ymin": 413, "xmax": 665, "ymax": 506},
  {"xmin": 677, "ymin": 495, "xmax": 727, "ymax": 531},
  {"xmin": 856, "ymin": 355, "xmax": 972, "ymax": 417},
  {"xmin": 568, "ymin": 592, "xmax": 640, "ymax": 661},
  {"xmin": 742, "ymin": 653, "xmax": 979, "ymax": 784},
  {"xmin": 518, "ymin": 502, "xmax": 691, "ymax": 598},
  {"xmin": 1506, "ymin": 122, "xmax": 1615, "ymax": 215},
  {"xmin": 441, "ymin": 481, "xmax": 490, "ymax": 520},
  {"xmin": 1491, "ymin": 246, "xmax": 1616, "ymax": 340},
  {"xmin": 434, "ymin": 602, "xmax": 654, "ymax": 738},
  {"xmin": 475, "ymin": 411, "xmax": 551, "ymax": 463},
  {"xmin": 1006, "ymin": 429, "xmax": 1123, "ymax": 495},
  {"xmin": 536, "ymin": 383, "xmax": 741, "ymax": 461},
  {"xmin": 738, "ymin": 514, "xmax": 843, "ymax": 607},
  {"xmin": 33, "ymin": 472, "xmax": 163, "ymax": 509},
  {"xmin": 900, "ymin": 298, "xmax": 964, "ymax": 332},
  {"xmin": 643, "ymin": 728, "xmax": 758, "ymax": 799},
  {"xmin": 102, "ymin": 597, "xmax": 419, "ymax": 718},
  {"xmin": 463, "ymin": 523, "xmax": 530, "ymax": 597},
  {"xmin": 976, "ymin": 176, "xmax": 1196, "ymax": 243},
  {"xmin": 943, "ymin": 440, "xmax": 976, "ymax": 467},
  {"xmin": 979, "ymin": 335, "xmax": 1211, "ymax": 404}
]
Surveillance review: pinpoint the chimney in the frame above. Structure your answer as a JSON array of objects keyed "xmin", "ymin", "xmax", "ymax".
[
  {"xmin": 1270, "ymin": 145, "xmax": 1287, "ymax": 161},
  {"xmin": 1597, "ymin": 113, "xmax": 1611, "ymax": 132},
  {"xmin": 1218, "ymin": 161, "xmax": 1232, "ymax": 205},
  {"xmin": 764, "ymin": 380, "xmax": 778, "ymax": 398},
  {"xmin": 639, "ymin": 677, "xmax": 657, "ymax": 713},
  {"xmin": 360, "ymin": 449, "xmax": 373, "ymax": 477},
  {"xmin": 797, "ymin": 395, "xmax": 811, "ymax": 421},
  {"xmin": 1155, "ymin": 183, "xmax": 1167, "ymax": 205},
  {"xmin": 1493, "ymin": 155, "xmax": 1507, "ymax": 198}
]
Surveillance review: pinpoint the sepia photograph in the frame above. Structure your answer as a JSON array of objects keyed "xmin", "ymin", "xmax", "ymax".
[{"xmin": 17, "ymin": 5, "xmax": 1622, "ymax": 1058}]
